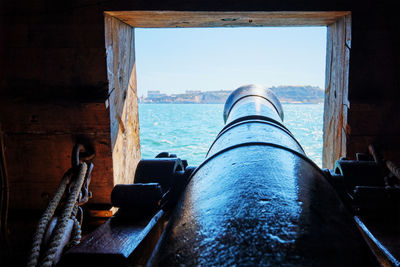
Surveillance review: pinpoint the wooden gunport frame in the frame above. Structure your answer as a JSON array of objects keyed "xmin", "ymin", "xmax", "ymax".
[{"xmin": 104, "ymin": 10, "xmax": 351, "ymax": 172}]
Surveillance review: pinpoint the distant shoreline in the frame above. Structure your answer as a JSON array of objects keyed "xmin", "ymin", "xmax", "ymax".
[
  {"xmin": 139, "ymin": 85, "xmax": 324, "ymax": 104},
  {"xmin": 138, "ymin": 101, "xmax": 324, "ymax": 104}
]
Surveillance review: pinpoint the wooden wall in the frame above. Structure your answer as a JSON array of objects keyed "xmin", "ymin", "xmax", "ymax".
[
  {"xmin": 0, "ymin": 0, "xmax": 398, "ymax": 208},
  {"xmin": 0, "ymin": 1, "xmax": 398, "ymax": 265},
  {"xmin": 346, "ymin": 6, "xmax": 400, "ymax": 164},
  {"xmin": 0, "ymin": 1, "xmax": 115, "ymax": 211},
  {"xmin": 0, "ymin": 102, "xmax": 113, "ymax": 210}
]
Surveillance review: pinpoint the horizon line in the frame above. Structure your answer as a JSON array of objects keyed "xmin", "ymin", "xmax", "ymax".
[{"xmin": 141, "ymin": 85, "xmax": 325, "ymax": 96}]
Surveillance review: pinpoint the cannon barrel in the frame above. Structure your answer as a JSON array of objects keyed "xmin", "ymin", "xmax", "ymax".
[{"xmin": 148, "ymin": 85, "xmax": 375, "ymax": 266}]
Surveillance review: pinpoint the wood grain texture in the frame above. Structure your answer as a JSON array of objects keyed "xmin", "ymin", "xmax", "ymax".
[
  {"xmin": 322, "ymin": 15, "xmax": 351, "ymax": 169},
  {"xmin": 60, "ymin": 210, "xmax": 167, "ymax": 266},
  {"xmin": 0, "ymin": 102, "xmax": 113, "ymax": 210},
  {"xmin": 104, "ymin": 15, "xmax": 141, "ymax": 186},
  {"xmin": 105, "ymin": 11, "xmax": 351, "ymax": 28}
]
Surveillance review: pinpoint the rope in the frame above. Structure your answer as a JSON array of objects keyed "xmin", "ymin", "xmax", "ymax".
[
  {"xmin": 368, "ymin": 144, "xmax": 383, "ymax": 165},
  {"xmin": 70, "ymin": 215, "xmax": 82, "ymax": 246},
  {"xmin": 1, "ymin": 129, "xmax": 9, "ymax": 244},
  {"xmin": 69, "ymin": 204, "xmax": 82, "ymax": 247},
  {"xmin": 369, "ymin": 144, "xmax": 400, "ymax": 186},
  {"xmin": 27, "ymin": 171, "xmax": 73, "ymax": 267},
  {"xmin": 387, "ymin": 161, "xmax": 400, "ymax": 181},
  {"xmin": 39, "ymin": 162, "xmax": 87, "ymax": 267}
]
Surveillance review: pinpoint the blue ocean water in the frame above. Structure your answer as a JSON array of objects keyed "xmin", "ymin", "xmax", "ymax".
[{"xmin": 138, "ymin": 103, "xmax": 324, "ymax": 167}]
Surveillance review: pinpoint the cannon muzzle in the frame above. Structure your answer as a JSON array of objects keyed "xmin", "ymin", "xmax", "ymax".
[{"xmin": 147, "ymin": 85, "xmax": 375, "ymax": 266}]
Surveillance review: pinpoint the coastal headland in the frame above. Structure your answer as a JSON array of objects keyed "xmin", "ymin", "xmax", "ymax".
[{"xmin": 140, "ymin": 86, "xmax": 324, "ymax": 104}]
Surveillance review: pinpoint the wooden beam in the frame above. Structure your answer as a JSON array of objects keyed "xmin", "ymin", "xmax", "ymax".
[
  {"xmin": 60, "ymin": 210, "xmax": 167, "ymax": 266},
  {"xmin": 104, "ymin": 14, "xmax": 141, "ymax": 186},
  {"xmin": 322, "ymin": 14, "xmax": 351, "ymax": 168},
  {"xmin": 105, "ymin": 11, "xmax": 351, "ymax": 28}
]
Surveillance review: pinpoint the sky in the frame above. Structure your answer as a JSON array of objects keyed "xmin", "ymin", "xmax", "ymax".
[{"xmin": 135, "ymin": 27, "xmax": 327, "ymax": 97}]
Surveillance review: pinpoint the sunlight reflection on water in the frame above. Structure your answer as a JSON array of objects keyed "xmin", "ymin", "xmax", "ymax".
[{"xmin": 139, "ymin": 103, "xmax": 323, "ymax": 167}]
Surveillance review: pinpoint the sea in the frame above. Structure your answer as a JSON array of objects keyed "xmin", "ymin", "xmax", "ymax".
[{"xmin": 138, "ymin": 103, "xmax": 324, "ymax": 167}]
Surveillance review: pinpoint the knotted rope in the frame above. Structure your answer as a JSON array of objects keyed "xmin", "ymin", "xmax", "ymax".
[
  {"xmin": 27, "ymin": 154, "xmax": 92, "ymax": 267},
  {"xmin": 27, "ymin": 170, "xmax": 73, "ymax": 267},
  {"xmin": 39, "ymin": 162, "xmax": 87, "ymax": 267}
]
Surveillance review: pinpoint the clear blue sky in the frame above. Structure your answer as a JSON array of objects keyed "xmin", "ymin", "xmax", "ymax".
[{"xmin": 135, "ymin": 27, "xmax": 327, "ymax": 97}]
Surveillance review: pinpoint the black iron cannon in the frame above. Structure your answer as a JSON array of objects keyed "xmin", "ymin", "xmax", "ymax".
[
  {"xmin": 62, "ymin": 85, "xmax": 387, "ymax": 266},
  {"xmin": 146, "ymin": 85, "xmax": 376, "ymax": 266}
]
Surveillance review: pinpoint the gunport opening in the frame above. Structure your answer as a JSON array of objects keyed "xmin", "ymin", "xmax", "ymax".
[{"xmin": 104, "ymin": 11, "xmax": 351, "ymax": 172}]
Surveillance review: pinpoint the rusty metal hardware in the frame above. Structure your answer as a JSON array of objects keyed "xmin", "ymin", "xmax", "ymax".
[
  {"xmin": 71, "ymin": 143, "xmax": 95, "ymax": 168},
  {"xmin": 76, "ymin": 162, "xmax": 93, "ymax": 206},
  {"xmin": 68, "ymin": 143, "xmax": 94, "ymax": 206}
]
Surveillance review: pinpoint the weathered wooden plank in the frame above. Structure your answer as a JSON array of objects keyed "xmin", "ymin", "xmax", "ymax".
[
  {"xmin": 105, "ymin": 11, "xmax": 351, "ymax": 28},
  {"xmin": 5, "ymin": 133, "xmax": 113, "ymax": 210},
  {"xmin": 323, "ymin": 15, "xmax": 351, "ymax": 168},
  {"xmin": 355, "ymin": 216, "xmax": 400, "ymax": 266},
  {"xmin": 0, "ymin": 102, "xmax": 109, "ymax": 134},
  {"xmin": 1, "ymin": 3, "xmax": 109, "ymax": 102},
  {"xmin": 104, "ymin": 14, "xmax": 141, "ymax": 186},
  {"xmin": 347, "ymin": 103, "xmax": 400, "ymax": 136},
  {"xmin": 345, "ymin": 102, "xmax": 400, "ymax": 161},
  {"xmin": 60, "ymin": 210, "xmax": 167, "ymax": 266},
  {"xmin": 0, "ymin": 102, "xmax": 114, "ymax": 210}
]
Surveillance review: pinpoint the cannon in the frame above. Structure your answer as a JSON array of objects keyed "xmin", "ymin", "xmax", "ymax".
[
  {"xmin": 62, "ymin": 85, "xmax": 385, "ymax": 266},
  {"xmin": 146, "ymin": 85, "xmax": 376, "ymax": 266}
]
